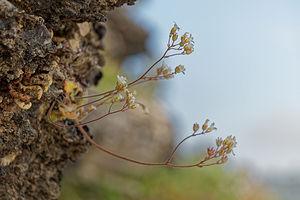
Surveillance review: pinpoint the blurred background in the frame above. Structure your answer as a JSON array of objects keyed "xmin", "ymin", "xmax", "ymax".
[{"xmin": 60, "ymin": 0, "xmax": 300, "ymax": 199}]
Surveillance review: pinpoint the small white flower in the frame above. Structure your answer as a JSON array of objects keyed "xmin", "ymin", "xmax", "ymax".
[
  {"xmin": 114, "ymin": 93, "xmax": 124, "ymax": 102},
  {"xmin": 129, "ymin": 99, "xmax": 135, "ymax": 105},
  {"xmin": 225, "ymin": 135, "xmax": 237, "ymax": 148},
  {"xmin": 175, "ymin": 65, "xmax": 186, "ymax": 74},
  {"xmin": 117, "ymin": 75, "xmax": 127, "ymax": 85},
  {"xmin": 186, "ymin": 33, "xmax": 194, "ymax": 43},
  {"xmin": 126, "ymin": 90, "xmax": 136, "ymax": 106},
  {"xmin": 205, "ymin": 122, "xmax": 217, "ymax": 133},
  {"xmin": 157, "ymin": 61, "xmax": 169, "ymax": 75},
  {"xmin": 174, "ymin": 23, "xmax": 180, "ymax": 31},
  {"xmin": 161, "ymin": 61, "xmax": 168, "ymax": 69},
  {"xmin": 170, "ymin": 23, "xmax": 180, "ymax": 34},
  {"xmin": 184, "ymin": 43, "xmax": 194, "ymax": 50},
  {"xmin": 90, "ymin": 105, "xmax": 97, "ymax": 110},
  {"xmin": 163, "ymin": 67, "xmax": 172, "ymax": 75},
  {"xmin": 117, "ymin": 93, "xmax": 124, "ymax": 99}
]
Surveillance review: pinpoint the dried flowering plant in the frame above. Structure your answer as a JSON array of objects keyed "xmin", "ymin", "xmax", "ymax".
[{"xmin": 48, "ymin": 23, "xmax": 237, "ymax": 168}]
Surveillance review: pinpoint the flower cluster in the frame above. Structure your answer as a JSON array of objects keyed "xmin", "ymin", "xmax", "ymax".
[
  {"xmin": 192, "ymin": 119, "xmax": 217, "ymax": 134},
  {"xmin": 175, "ymin": 65, "xmax": 186, "ymax": 74},
  {"xmin": 125, "ymin": 89, "xmax": 138, "ymax": 109},
  {"xmin": 204, "ymin": 135, "xmax": 237, "ymax": 165},
  {"xmin": 189, "ymin": 120, "xmax": 237, "ymax": 167},
  {"xmin": 156, "ymin": 61, "xmax": 174, "ymax": 79},
  {"xmin": 113, "ymin": 93, "xmax": 124, "ymax": 102},
  {"xmin": 216, "ymin": 135, "xmax": 237, "ymax": 156},
  {"xmin": 170, "ymin": 23, "xmax": 180, "ymax": 35},
  {"xmin": 113, "ymin": 75, "xmax": 138, "ymax": 109},
  {"xmin": 169, "ymin": 23, "xmax": 194, "ymax": 55},
  {"xmin": 47, "ymin": 23, "xmax": 237, "ymax": 169},
  {"xmin": 116, "ymin": 75, "xmax": 127, "ymax": 91},
  {"xmin": 156, "ymin": 62, "xmax": 186, "ymax": 79},
  {"xmin": 180, "ymin": 32, "xmax": 194, "ymax": 55},
  {"xmin": 202, "ymin": 119, "xmax": 217, "ymax": 133}
]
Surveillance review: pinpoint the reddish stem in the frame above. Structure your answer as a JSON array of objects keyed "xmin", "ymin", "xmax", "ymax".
[
  {"xmin": 128, "ymin": 48, "xmax": 170, "ymax": 87},
  {"xmin": 45, "ymin": 32, "xmax": 226, "ymax": 168},
  {"xmin": 75, "ymin": 89, "xmax": 115, "ymax": 99},
  {"xmin": 76, "ymin": 92, "xmax": 115, "ymax": 109},
  {"xmin": 48, "ymin": 101, "xmax": 225, "ymax": 168},
  {"xmin": 166, "ymin": 132, "xmax": 203, "ymax": 164},
  {"xmin": 75, "ymin": 119, "xmax": 219, "ymax": 168},
  {"xmin": 164, "ymin": 52, "xmax": 185, "ymax": 58}
]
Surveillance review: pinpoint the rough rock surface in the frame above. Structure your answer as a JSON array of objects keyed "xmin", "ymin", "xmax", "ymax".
[
  {"xmin": 8, "ymin": 0, "xmax": 136, "ymax": 30},
  {"xmin": 0, "ymin": 0, "xmax": 137, "ymax": 199}
]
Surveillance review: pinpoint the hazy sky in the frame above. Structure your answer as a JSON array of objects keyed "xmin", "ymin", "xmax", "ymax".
[{"xmin": 124, "ymin": 0, "xmax": 300, "ymax": 174}]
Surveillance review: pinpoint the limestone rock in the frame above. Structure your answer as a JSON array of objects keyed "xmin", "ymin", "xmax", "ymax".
[{"xmin": 0, "ymin": 0, "xmax": 138, "ymax": 199}]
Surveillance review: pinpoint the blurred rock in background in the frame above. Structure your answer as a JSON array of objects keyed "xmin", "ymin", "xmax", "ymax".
[{"xmin": 103, "ymin": 8, "xmax": 148, "ymax": 61}]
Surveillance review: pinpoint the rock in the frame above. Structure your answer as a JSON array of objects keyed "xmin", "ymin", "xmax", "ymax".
[
  {"xmin": 0, "ymin": 0, "xmax": 138, "ymax": 199},
  {"xmin": 8, "ymin": 0, "xmax": 137, "ymax": 30},
  {"xmin": 103, "ymin": 8, "xmax": 148, "ymax": 60}
]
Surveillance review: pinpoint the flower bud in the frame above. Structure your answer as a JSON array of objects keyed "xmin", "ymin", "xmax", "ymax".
[
  {"xmin": 181, "ymin": 33, "xmax": 186, "ymax": 42},
  {"xmin": 114, "ymin": 94, "xmax": 123, "ymax": 102},
  {"xmin": 219, "ymin": 149, "xmax": 225, "ymax": 156},
  {"xmin": 172, "ymin": 33, "xmax": 178, "ymax": 41},
  {"xmin": 163, "ymin": 68, "xmax": 173, "ymax": 79},
  {"xmin": 170, "ymin": 23, "xmax": 180, "ymax": 35},
  {"xmin": 184, "ymin": 43, "xmax": 194, "ymax": 51},
  {"xmin": 207, "ymin": 147, "xmax": 215, "ymax": 156},
  {"xmin": 157, "ymin": 67, "xmax": 163, "ymax": 75},
  {"xmin": 202, "ymin": 119, "xmax": 209, "ymax": 131},
  {"xmin": 163, "ymin": 74, "xmax": 174, "ymax": 79},
  {"xmin": 221, "ymin": 156, "xmax": 228, "ymax": 163},
  {"xmin": 184, "ymin": 44, "xmax": 189, "ymax": 51},
  {"xmin": 216, "ymin": 137, "xmax": 222, "ymax": 147},
  {"xmin": 185, "ymin": 49, "xmax": 194, "ymax": 55},
  {"xmin": 185, "ymin": 33, "xmax": 194, "ymax": 43},
  {"xmin": 163, "ymin": 68, "xmax": 171, "ymax": 75},
  {"xmin": 179, "ymin": 41, "xmax": 185, "ymax": 47},
  {"xmin": 193, "ymin": 123, "xmax": 199, "ymax": 132},
  {"xmin": 226, "ymin": 148, "xmax": 232, "ymax": 154},
  {"xmin": 205, "ymin": 122, "xmax": 217, "ymax": 133},
  {"xmin": 157, "ymin": 61, "xmax": 168, "ymax": 75},
  {"xmin": 175, "ymin": 65, "xmax": 185, "ymax": 74},
  {"xmin": 130, "ymin": 104, "xmax": 138, "ymax": 109}
]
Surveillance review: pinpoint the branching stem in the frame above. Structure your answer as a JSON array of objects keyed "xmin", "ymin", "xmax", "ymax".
[
  {"xmin": 46, "ymin": 24, "xmax": 235, "ymax": 168},
  {"xmin": 74, "ymin": 118, "xmax": 219, "ymax": 168}
]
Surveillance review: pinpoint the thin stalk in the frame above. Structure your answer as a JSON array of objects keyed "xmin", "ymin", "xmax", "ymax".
[
  {"xmin": 76, "ymin": 92, "xmax": 115, "ymax": 109},
  {"xmin": 75, "ymin": 89, "xmax": 115, "ymax": 99},
  {"xmin": 128, "ymin": 48, "xmax": 170, "ymax": 87},
  {"xmin": 75, "ymin": 119, "xmax": 219, "ymax": 168},
  {"xmin": 165, "ymin": 132, "xmax": 203, "ymax": 164},
  {"xmin": 48, "ymin": 102, "xmax": 225, "ymax": 168}
]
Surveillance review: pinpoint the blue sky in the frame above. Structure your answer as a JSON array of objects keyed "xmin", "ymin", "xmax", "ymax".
[{"xmin": 124, "ymin": 0, "xmax": 300, "ymax": 174}]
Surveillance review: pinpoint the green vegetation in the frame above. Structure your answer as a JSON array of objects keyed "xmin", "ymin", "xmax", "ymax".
[{"xmin": 60, "ymin": 165, "xmax": 241, "ymax": 200}]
